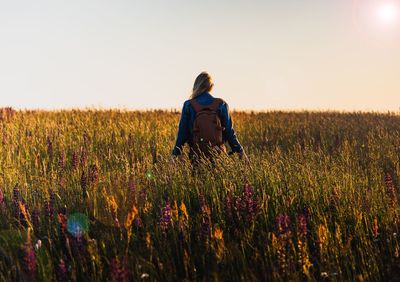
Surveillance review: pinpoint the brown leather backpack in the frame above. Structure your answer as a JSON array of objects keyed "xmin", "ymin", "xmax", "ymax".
[{"xmin": 189, "ymin": 98, "xmax": 225, "ymax": 158}]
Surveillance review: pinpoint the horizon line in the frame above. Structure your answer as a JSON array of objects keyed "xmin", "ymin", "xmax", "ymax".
[{"xmin": 2, "ymin": 106, "xmax": 400, "ymax": 115}]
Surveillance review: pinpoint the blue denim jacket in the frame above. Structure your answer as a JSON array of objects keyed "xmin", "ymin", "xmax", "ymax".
[{"xmin": 172, "ymin": 92, "xmax": 243, "ymax": 156}]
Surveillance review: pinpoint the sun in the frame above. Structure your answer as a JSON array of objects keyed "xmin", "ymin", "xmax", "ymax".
[{"xmin": 377, "ymin": 2, "xmax": 399, "ymax": 25}]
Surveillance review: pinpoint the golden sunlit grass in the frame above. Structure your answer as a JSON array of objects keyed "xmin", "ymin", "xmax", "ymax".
[{"xmin": 0, "ymin": 108, "xmax": 399, "ymax": 280}]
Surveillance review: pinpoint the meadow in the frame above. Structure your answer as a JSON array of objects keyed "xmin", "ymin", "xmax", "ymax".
[{"xmin": 0, "ymin": 107, "xmax": 399, "ymax": 281}]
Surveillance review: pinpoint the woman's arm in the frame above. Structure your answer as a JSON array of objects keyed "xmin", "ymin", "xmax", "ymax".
[
  {"xmin": 172, "ymin": 102, "xmax": 190, "ymax": 156},
  {"xmin": 220, "ymin": 101, "xmax": 243, "ymax": 154}
]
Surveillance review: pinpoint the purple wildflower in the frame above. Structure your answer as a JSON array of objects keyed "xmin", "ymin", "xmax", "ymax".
[
  {"xmin": 49, "ymin": 189, "xmax": 55, "ymax": 218},
  {"xmin": 296, "ymin": 214, "xmax": 308, "ymax": 238},
  {"xmin": 134, "ymin": 217, "xmax": 143, "ymax": 229},
  {"xmin": 230, "ymin": 183, "xmax": 259, "ymax": 226},
  {"xmin": 47, "ymin": 136, "xmax": 53, "ymax": 158},
  {"xmin": 56, "ymin": 259, "xmax": 68, "ymax": 282},
  {"xmin": 72, "ymin": 235, "xmax": 86, "ymax": 257},
  {"xmin": 72, "ymin": 150, "xmax": 79, "ymax": 170},
  {"xmin": 31, "ymin": 209, "xmax": 40, "ymax": 229},
  {"xmin": 83, "ymin": 131, "xmax": 89, "ymax": 146},
  {"xmin": 127, "ymin": 176, "xmax": 136, "ymax": 207},
  {"xmin": 13, "ymin": 185, "xmax": 21, "ymax": 222},
  {"xmin": 22, "ymin": 231, "xmax": 36, "ymax": 282},
  {"xmin": 81, "ymin": 171, "xmax": 88, "ymax": 198},
  {"xmin": 243, "ymin": 183, "xmax": 253, "ymax": 198},
  {"xmin": 58, "ymin": 152, "xmax": 65, "ymax": 174},
  {"xmin": 160, "ymin": 199, "xmax": 172, "ymax": 234},
  {"xmin": 276, "ymin": 214, "xmax": 291, "ymax": 237},
  {"xmin": 233, "ymin": 193, "xmax": 241, "ymax": 213},
  {"xmin": 243, "ymin": 183, "xmax": 258, "ymax": 224},
  {"xmin": 225, "ymin": 191, "xmax": 233, "ymax": 223},
  {"xmin": 110, "ymin": 257, "xmax": 130, "ymax": 282}
]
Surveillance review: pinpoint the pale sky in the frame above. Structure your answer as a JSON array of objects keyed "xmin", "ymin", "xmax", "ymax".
[{"xmin": 1, "ymin": 0, "xmax": 399, "ymax": 111}]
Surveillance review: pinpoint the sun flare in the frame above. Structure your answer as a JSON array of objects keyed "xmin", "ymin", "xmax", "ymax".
[{"xmin": 377, "ymin": 2, "xmax": 399, "ymax": 24}]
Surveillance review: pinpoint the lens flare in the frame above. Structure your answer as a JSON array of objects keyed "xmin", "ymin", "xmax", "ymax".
[
  {"xmin": 67, "ymin": 213, "xmax": 89, "ymax": 237},
  {"xmin": 145, "ymin": 170, "xmax": 154, "ymax": 180},
  {"xmin": 377, "ymin": 2, "xmax": 398, "ymax": 24},
  {"xmin": 353, "ymin": 0, "xmax": 400, "ymax": 46}
]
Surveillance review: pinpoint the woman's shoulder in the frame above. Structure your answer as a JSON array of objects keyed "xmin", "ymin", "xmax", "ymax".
[
  {"xmin": 214, "ymin": 97, "xmax": 228, "ymax": 110},
  {"xmin": 182, "ymin": 100, "xmax": 192, "ymax": 114},
  {"xmin": 215, "ymin": 97, "xmax": 227, "ymax": 104},
  {"xmin": 183, "ymin": 99, "xmax": 193, "ymax": 108}
]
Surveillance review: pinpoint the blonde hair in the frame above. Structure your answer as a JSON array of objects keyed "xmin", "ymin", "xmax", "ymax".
[{"xmin": 191, "ymin": 72, "xmax": 214, "ymax": 99}]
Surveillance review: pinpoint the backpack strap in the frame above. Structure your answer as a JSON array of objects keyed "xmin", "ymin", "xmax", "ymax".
[
  {"xmin": 209, "ymin": 98, "xmax": 223, "ymax": 111},
  {"xmin": 189, "ymin": 98, "xmax": 223, "ymax": 113},
  {"xmin": 189, "ymin": 99, "xmax": 203, "ymax": 113}
]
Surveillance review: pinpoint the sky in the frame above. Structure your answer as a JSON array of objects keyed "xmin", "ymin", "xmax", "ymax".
[{"xmin": 0, "ymin": 0, "xmax": 399, "ymax": 111}]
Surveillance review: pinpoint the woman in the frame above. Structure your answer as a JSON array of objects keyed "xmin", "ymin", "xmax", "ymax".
[{"xmin": 172, "ymin": 72, "xmax": 247, "ymax": 161}]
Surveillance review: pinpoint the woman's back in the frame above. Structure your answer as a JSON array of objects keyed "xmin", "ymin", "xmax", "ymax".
[{"xmin": 172, "ymin": 72, "xmax": 244, "ymax": 158}]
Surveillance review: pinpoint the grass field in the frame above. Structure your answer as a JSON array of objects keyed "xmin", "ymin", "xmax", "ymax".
[{"xmin": 0, "ymin": 108, "xmax": 400, "ymax": 281}]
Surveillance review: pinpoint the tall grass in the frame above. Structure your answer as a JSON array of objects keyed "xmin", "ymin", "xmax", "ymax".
[{"xmin": 0, "ymin": 109, "xmax": 399, "ymax": 281}]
